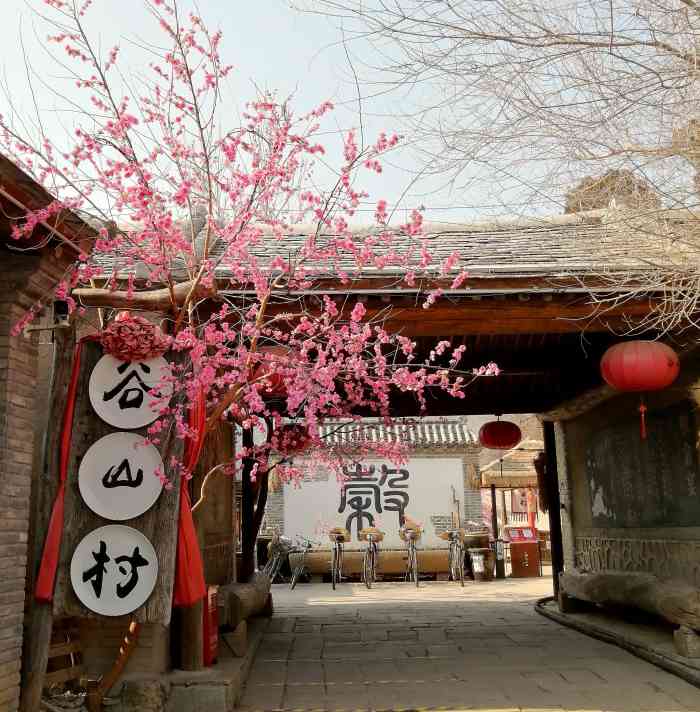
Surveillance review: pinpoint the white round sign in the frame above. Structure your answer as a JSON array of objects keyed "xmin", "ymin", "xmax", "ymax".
[
  {"xmin": 78, "ymin": 432, "xmax": 164, "ymax": 521},
  {"xmin": 89, "ymin": 354, "xmax": 173, "ymax": 429},
  {"xmin": 70, "ymin": 525, "xmax": 158, "ymax": 617}
]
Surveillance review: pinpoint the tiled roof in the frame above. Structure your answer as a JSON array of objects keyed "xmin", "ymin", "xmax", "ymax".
[
  {"xmin": 222, "ymin": 219, "xmax": 637, "ymax": 278},
  {"xmin": 480, "ymin": 439, "xmax": 543, "ymax": 478},
  {"xmin": 90, "ymin": 208, "xmax": 692, "ymax": 284},
  {"xmin": 318, "ymin": 417, "xmax": 478, "ymax": 449}
]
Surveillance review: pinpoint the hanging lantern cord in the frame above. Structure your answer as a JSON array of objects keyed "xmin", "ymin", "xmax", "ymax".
[{"xmin": 639, "ymin": 397, "xmax": 648, "ymax": 440}]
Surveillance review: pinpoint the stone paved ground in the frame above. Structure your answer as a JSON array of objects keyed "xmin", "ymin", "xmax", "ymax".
[{"xmin": 238, "ymin": 579, "xmax": 700, "ymax": 712}]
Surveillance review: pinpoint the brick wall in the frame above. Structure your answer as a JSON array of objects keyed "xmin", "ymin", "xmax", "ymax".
[
  {"xmin": 463, "ymin": 486, "xmax": 484, "ymax": 523},
  {"xmin": 262, "ymin": 487, "xmax": 284, "ymax": 535},
  {"xmin": 0, "ymin": 252, "xmax": 66, "ymax": 711}
]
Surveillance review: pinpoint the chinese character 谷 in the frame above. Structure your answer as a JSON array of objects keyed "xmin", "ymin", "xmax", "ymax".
[
  {"xmin": 102, "ymin": 362, "xmax": 152, "ymax": 410},
  {"xmin": 102, "ymin": 458, "xmax": 144, "ymax": 489},
  {"xmin": 82, "ymin": 539, "xmax": 110, "ymax": 598}
]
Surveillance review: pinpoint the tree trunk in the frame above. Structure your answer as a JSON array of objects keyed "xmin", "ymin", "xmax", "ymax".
[
  {"xmin": 560, "ymin": 570, "xmax": 700, "ymax": 629},
  {"xmin": 239, "ymin": 420, "xmax": 273, "ymax": 582},
  {"xmin": 220, "ymin": 572, "xmax": 271, "ymax": 628},
  {"xmin": 251, "ymin": 470, "xmax": 270, "ymax": 544},
  {"xmin": 239, "ymin": 429, "xmax": 256, "ymax": 582}
]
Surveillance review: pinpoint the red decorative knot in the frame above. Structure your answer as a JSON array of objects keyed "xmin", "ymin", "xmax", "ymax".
[
  {"xmin": 478, "ymin": 420, "xmax": 522, "ymax": 450},
  {"xmin": 638, "ymin": 402, "xmax": 648, "ymax": 440},
  {"xmin": 101, "ymin": 311, "xmax": 172, "ymax": 362}
]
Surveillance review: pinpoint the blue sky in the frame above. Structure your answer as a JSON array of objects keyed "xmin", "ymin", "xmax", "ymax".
[{"xmin": 0, "ymin": 1, "xmax": 504, "ymax": 224}]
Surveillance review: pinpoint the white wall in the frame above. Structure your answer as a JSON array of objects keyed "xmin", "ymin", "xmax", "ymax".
[{"xmin": 283, "ymin": 458, "xmax": 465, "ymax": 550}]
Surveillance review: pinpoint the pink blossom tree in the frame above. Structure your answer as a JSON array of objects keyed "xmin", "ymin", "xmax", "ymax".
[{"xmin": 2, "ymin": 0, "xmax": 497, "ymax": 577}]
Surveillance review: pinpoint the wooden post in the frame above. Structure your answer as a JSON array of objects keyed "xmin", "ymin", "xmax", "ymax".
[
  {"xmin": 179, "ymin": 598, "xmax": 204, "ymax": 671},
  {"xmin": 491, "ymin": 483, "xmax": 505, "ymax": 579},
  {"xmin": 21, "ymin": 327, "xmax": 76, "ymax": 712},
  {"xmin": 178, "ymin": 500, "xmax": 205, "ymax": 671},
  {"xmin": 51, "ymin": 341, "xmax": 183, "ymax": 622},
  {"xmin": 543, "ymin": 422, "xmax": 564, "ymax": 596}
]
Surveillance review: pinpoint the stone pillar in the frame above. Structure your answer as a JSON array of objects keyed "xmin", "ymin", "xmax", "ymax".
[{"xmin": 553, "ymin": 421, "xmax": 575, "ymax": 571}]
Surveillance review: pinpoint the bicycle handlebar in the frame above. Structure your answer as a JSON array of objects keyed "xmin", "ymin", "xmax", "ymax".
[{"xmin": 295, "ymin": 536, "xmax": 321, "ymax": 548}]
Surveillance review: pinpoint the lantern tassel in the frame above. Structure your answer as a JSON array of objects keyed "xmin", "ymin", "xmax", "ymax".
[{"xmin": 639, "ymin": 400, "xmax": 648, "ymax": 440}]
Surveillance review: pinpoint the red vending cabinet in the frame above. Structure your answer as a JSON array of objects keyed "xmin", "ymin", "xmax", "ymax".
[{"xmin": 506, "ymin": 526, "xmax": 541, "ymax": 578}]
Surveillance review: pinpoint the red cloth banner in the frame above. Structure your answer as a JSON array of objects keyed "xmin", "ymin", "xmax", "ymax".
[
  {"xmin": 173, "ymin": 390, "xmax": 207, "ymax": 607},
  {"xmin": 35, "ymin": 338, "xmax": 89, "ymax": 602}
]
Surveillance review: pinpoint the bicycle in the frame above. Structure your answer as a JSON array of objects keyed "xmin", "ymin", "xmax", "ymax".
[
  {"xmin": 400, "ymin": 525, "xmax": 422, "ymax": 587},
  {"xmin": 328, "ymin": 527, "xmax": 349, "ymax": 590},
  {"xmin": 359, "ymin": 527, "xmax": 384, "ymax": 589},
  {"xmin": 263, "ymin": 532, "xmax": 293, "ymax": 583},
  {"xmin": 289, "ymin": 536, "xmax": 319, "ymax": 590},
  {"xmin": 440, "ymin": 528, "xmax": 466, "ymax": 586}
]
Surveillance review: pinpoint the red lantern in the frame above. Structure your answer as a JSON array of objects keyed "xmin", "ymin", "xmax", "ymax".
[
  {"xmin": 600, "ymin": 340, "xmax": 680, "ymax": 438},
  {"xmin": 601, "ymin": 340, "xmax": 679, "ymax": 392},
  {"xmin": 479, "ymin": 420, "xmax": 522, "ymax": 450}
]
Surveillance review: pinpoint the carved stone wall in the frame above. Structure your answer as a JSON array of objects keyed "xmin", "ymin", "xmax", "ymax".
[{"xmin": 575, "ymin": 536, "xmax": 700, "ymax": 587}]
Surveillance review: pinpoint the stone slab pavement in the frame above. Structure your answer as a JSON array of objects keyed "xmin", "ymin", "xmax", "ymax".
[{"xmin": 237, "ymin": 578, "xmax": 700, "ymax": 712}]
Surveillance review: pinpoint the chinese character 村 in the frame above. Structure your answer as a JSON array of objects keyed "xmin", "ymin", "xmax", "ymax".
[{"xmin": 115, "ymin": 546, "xmax": 150, "ymax": 599}]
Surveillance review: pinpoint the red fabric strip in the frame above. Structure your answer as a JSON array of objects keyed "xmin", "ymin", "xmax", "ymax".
[
  {"xmin": 173, "ymin": 390, "xmax": 207, "ymax": 607},
  {"xmin": 35, "ymin": 338, "xmax": 87, "ymax": 603}
]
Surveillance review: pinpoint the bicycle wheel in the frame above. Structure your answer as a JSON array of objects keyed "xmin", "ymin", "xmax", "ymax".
[
  {"xmin": 290, "ymin": 564, "xmax": 302, "ymax": 590},
  {"xmin": 411, "ymin": 543, "xmax": 419, "ymax": 587},
  {"xmin": 262, "ymin": 553, "xmax": 273, "ymax": 577},
  {"xmin": 448, "ymin": 542, "xmax": 457, "ymax": 582},
  {"xmin": 362, "ymin": 547, "xmax": 373, "ymax": 589},
  {"xmin": 331, "ymin": 543, "xmax": 339, "ymax": 590},
  {"xmin": 457, "ymin": 543, "xmax": 465, "ymax": 587},
  {"xmin": 264, "ymin": 554, "xmax": 280, "ymax": 583}
]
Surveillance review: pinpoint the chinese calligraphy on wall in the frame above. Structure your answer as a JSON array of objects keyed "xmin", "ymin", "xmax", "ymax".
[{"xmin": 338, "ymin": 463, "xmax": 410, "ymax": 538}]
